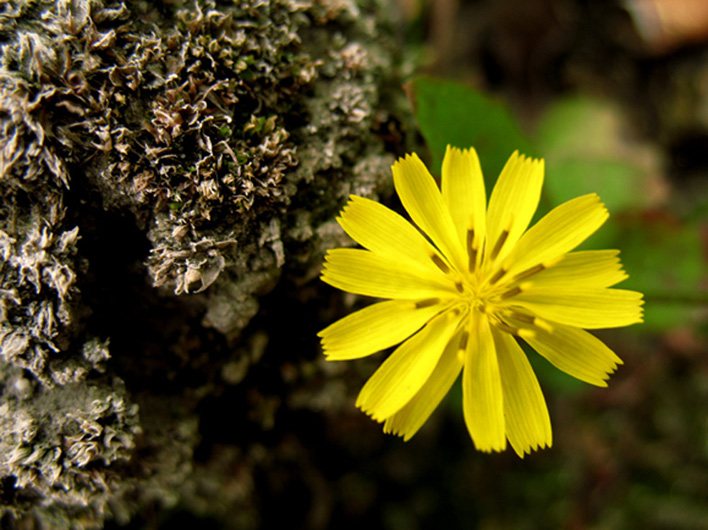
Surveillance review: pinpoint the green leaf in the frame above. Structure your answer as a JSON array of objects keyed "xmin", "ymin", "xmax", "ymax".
[
  {"xmin": 614, "ymin": 214, "xmax": 708, "ymax": 331},
  {"xmin": 542, "ymin": 158, "xmax": 647, "ymax": 213},
  {"xmin": 535, "ymin": 97, "xmax": 621, "ymax": 156},
  {"xmin": 535, "ymin": 97, "xmax": 659, "ymax": 212},
  {"xmin": 409, "ymin": 77, "xmax": 533, "ymax": 184}
]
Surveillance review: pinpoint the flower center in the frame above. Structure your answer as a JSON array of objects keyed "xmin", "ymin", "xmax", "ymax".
[
  {"xmin": 429, "ymin": 234, "xmax": 552, "ymax": 338},
  {"xmin": 428, "ymin": 241, "xmax": 549, "ymax": 338},
  {"xmin": 456, "ymin": 267, "xmax": 513, "ymax": 315}
]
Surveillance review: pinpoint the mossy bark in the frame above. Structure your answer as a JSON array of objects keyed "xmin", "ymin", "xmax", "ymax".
[{"xmin": 0, "ymin": 0, "xmax": 405, "ymax": 526}]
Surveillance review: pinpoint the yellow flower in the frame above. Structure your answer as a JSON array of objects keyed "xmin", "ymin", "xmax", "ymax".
[{"xmin": 319, "ymin": 146, "xmax": 643, "ymax": 457}]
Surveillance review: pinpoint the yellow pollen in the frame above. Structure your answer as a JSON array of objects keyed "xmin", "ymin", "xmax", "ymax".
[{"xmin": 456, "ymin": 349, "xmax": 465, "ymax": 364}]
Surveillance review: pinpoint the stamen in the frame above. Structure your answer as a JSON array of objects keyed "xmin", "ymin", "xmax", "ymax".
[
  {"xmin": 500, "ymin": 286, "xmax": 522, "ymax": 299},
  {"xmin": 455, "ymin": 282, "xmax": 465, "ymax": 293},
  {"xmin": 513, "ymin": 263, "xmax": 545, "ymax": 282},
  {"xmin": 489, "ymin": 267, "xmax": 507, "ymax": 285},
  {"xmin": 458, "ymin": 331, "xmax": 469, "ymax": 351},
  {"xmin": 415, "ymin": 298, "xmax": 440, "ymax": 309},
  {"xmin": 507, "ymin": 311, "xmax": 554, "ymax": 333},
  {"xmin": 509, "ymin": 311, "xmax": 534, "ymax": 324},
  {"xmin": 517, "ymin": 328, "xmax": 537, "ymax": 339},
  {"xmin": 495, "ymin": 321, "xmax": 521, "ymax": 336},
  {"xmin": 457, "ymin": 349, "xmax": 466, "ymax": 364},
  {"xmin": 494, "ymin": 320, "xmax": 537, "ymax": 339},
  {"xmin": 431, "ymin": 254, "xmax": 450, "ymax": 274},
  {"xmin": 489, "ymin": 229, "xmax": 509, "ymax": 261},
  {"xmin": 467, "ymin": 229, "xmax": 477, "ymax": 272},
  {"xmin": 532, "ymin": 317, "xmax": 553, "ymax": 333}
]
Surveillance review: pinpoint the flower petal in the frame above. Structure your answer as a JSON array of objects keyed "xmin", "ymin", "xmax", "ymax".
[
  {"xmin": 512, "ymin": 287, "xmax": 644, "ymax": 329},
  {"xmin": 392, "ymin": 154, "xmax": 467, "ymax": 272},
  {"xmin": 383, "ymin": 333, "xmax": 463, "ymax": 440},
  {"xmin": 525, "ymin": 250, "xmax": 628, "ymax": 289},
  {"xmin": 501, "ymin": 194, "xmax": 609, "ymax": 276},
  {"xmin": 524, "ymin": 323, "xmax": 624, "ymax": 386},
  {"xmin": 441, "ymin": 146, "xmax": 486, "ymax": 264},
  {"xmin": 337, "ymin": 195, "xmax": 446, "ymax": 278},
  {"xmin": 463, "ymin": 313, "xmax": 506, "ymax": 452},
  {"xmin": 321, "ymin": 248, "xmax": 455, "ymax": 300},
  {"xmin": 485, "ymin": 152, "xmax": 544, "ymax": 264},
  {"xmin": 320, "ymin": 299, "xmax": 445, "ymax": 360},
  {"xmin": 493, "ymin": 328, "xmax": 552, "ymax": 457},
  {"xmin": 356, "ymin": 309, "xmax": 460, "ymax": 421}
]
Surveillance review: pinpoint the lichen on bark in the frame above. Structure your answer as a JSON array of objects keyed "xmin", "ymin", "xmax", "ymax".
[{"xmin": 0, "ymin": 0, "xmax": 404, "ymax": 526}]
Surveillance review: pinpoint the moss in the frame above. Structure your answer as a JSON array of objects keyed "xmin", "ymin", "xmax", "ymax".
[{"xmin": 0, "ymin": 0, "xmax": 404, "ymax": 525}]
